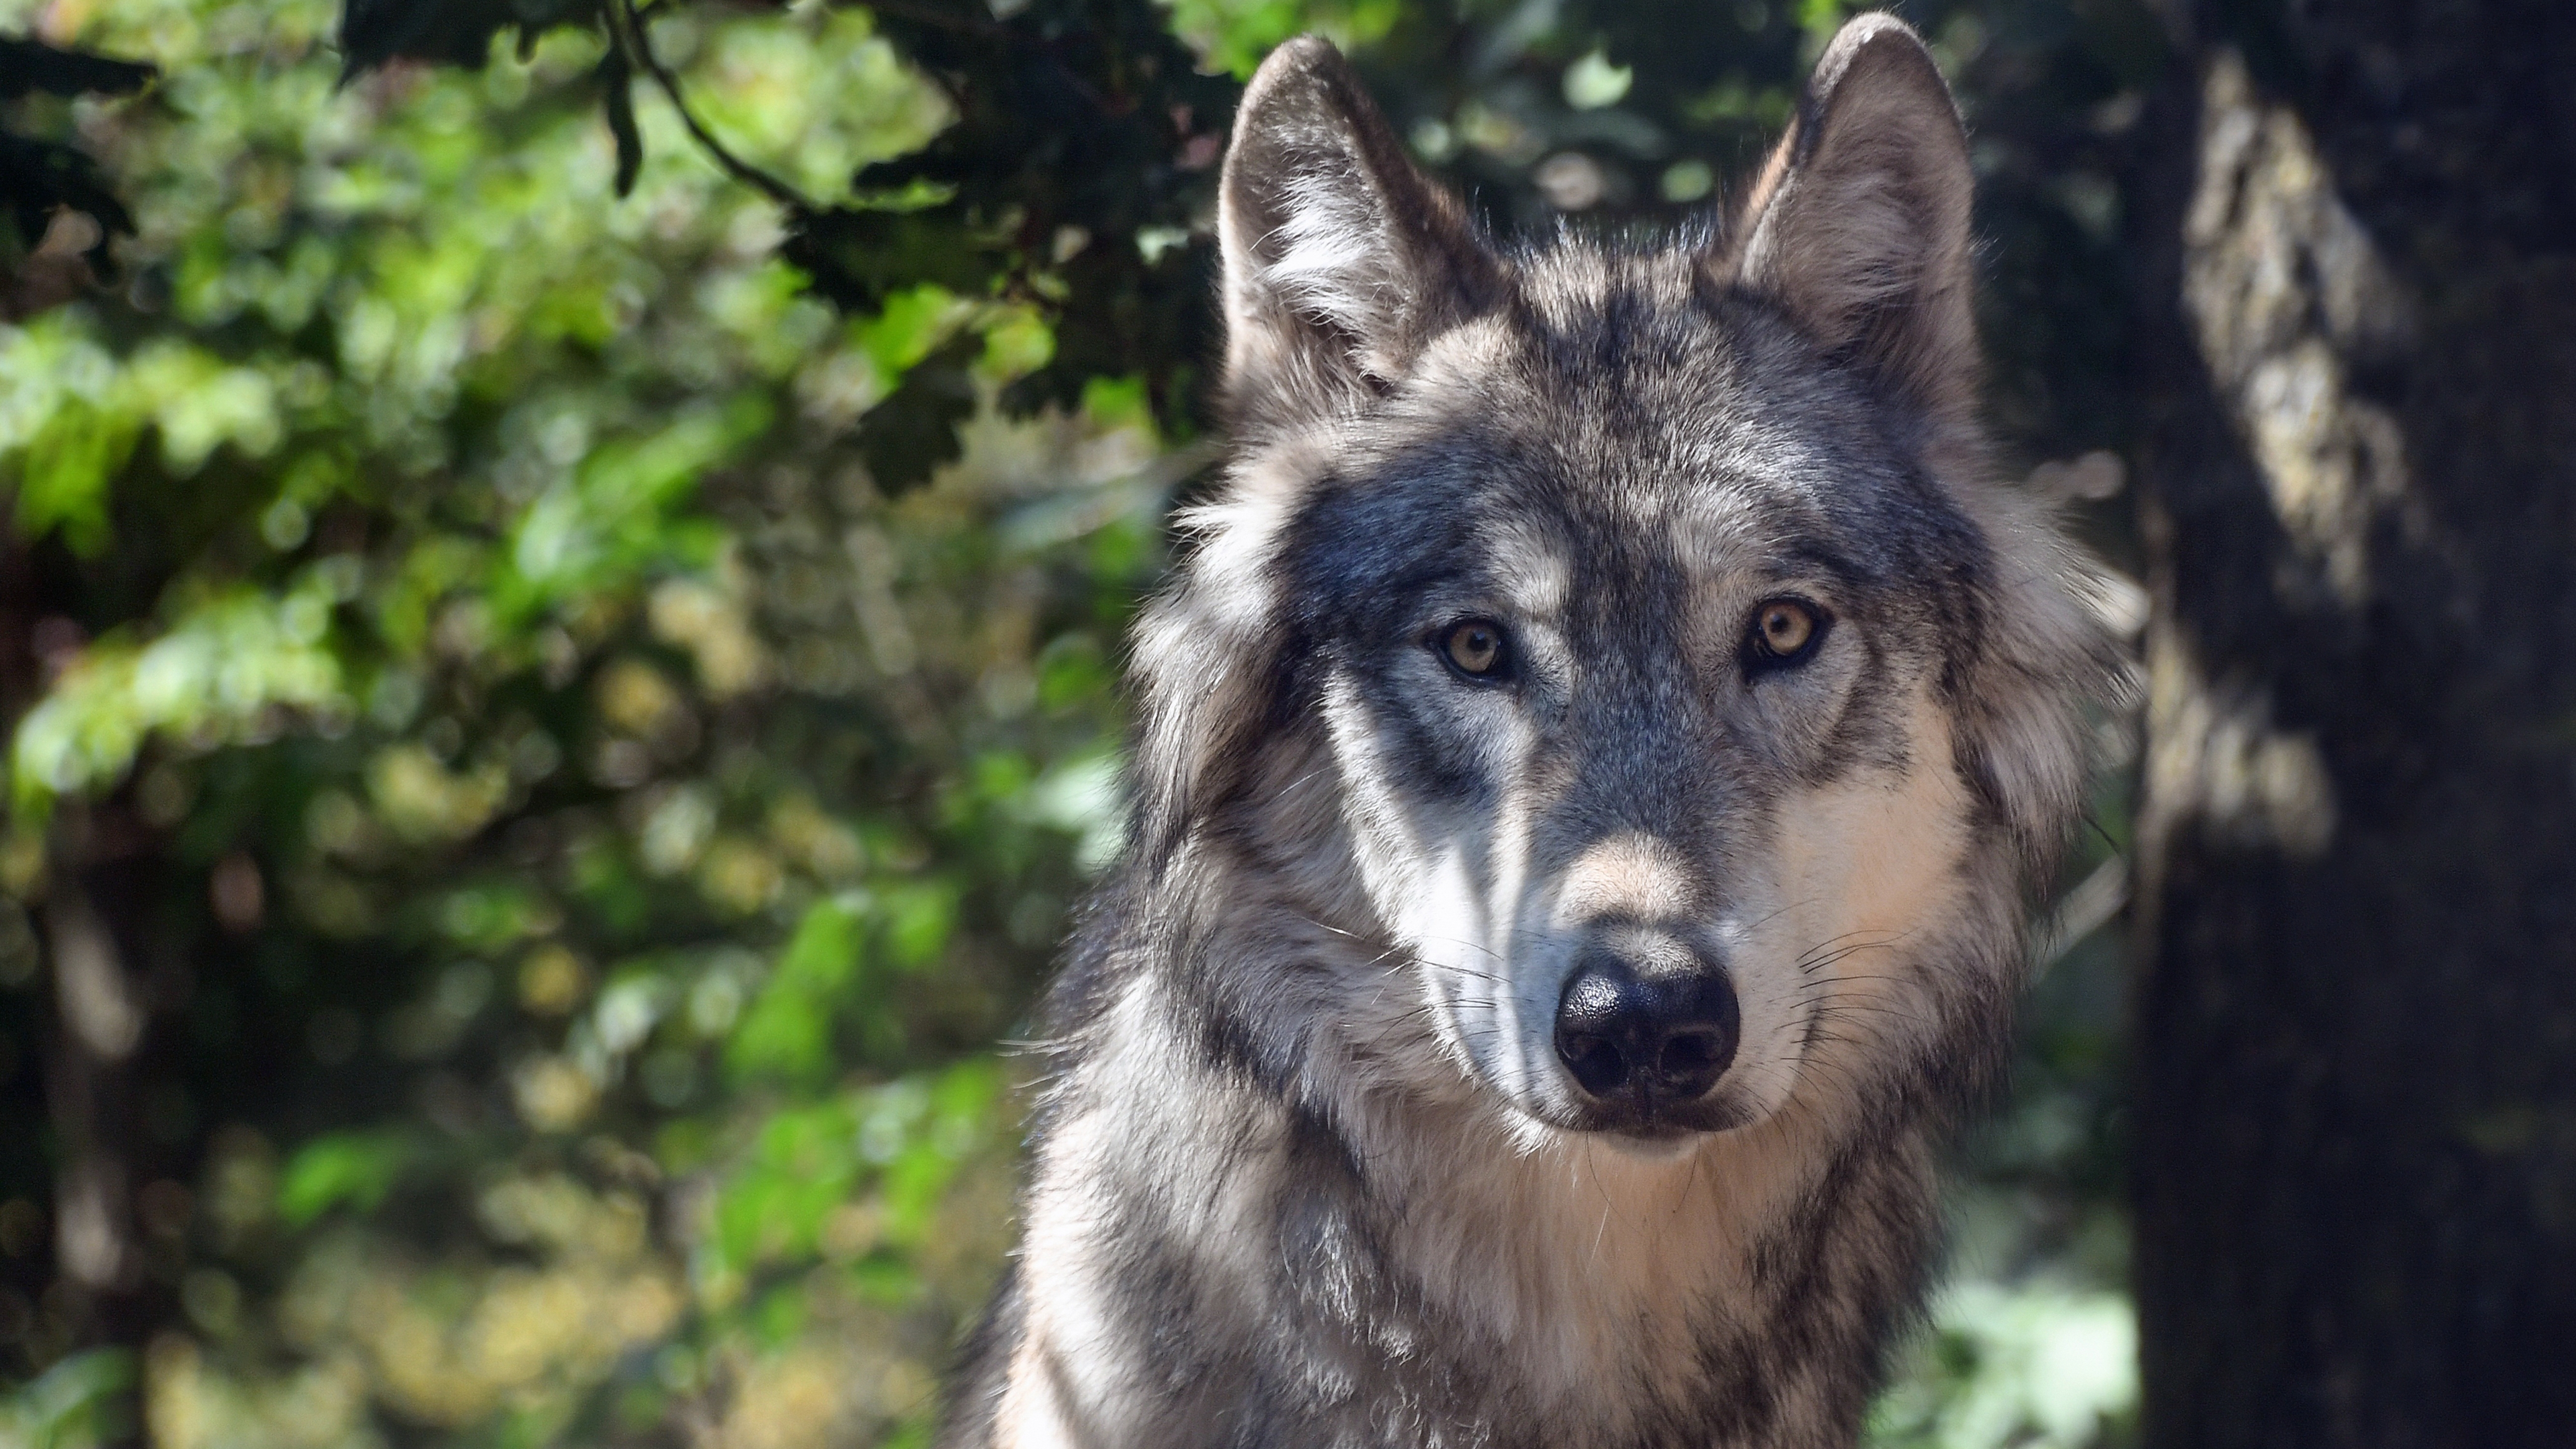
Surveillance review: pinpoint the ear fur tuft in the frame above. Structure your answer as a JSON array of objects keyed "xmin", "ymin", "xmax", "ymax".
[
  {"xmin": 1727, "ymin": 14, "xmax": 1978, "ymax": 426},
  {"xmin": 1219, "ymin": 38, "xmax": 1498, "ymax": 436}
]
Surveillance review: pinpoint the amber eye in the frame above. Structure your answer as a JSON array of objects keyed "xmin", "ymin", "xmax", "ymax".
[
  {"xmin": 1439, "ymin": 619, "xmax": 1508, "ymax": 679},
  {"xmin": 1749, "ymin": 599, "xmax": 1821, "ymax": 661}
]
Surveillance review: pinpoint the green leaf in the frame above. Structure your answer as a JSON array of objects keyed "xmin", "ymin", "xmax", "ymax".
[
  {"xmin": 777, "ymin": 893, "xmax": 867, "ymax": 992},
  {"xmin": 725, "ymin": 895, "xmax": 867, "ymax": 1084},
  {"xmin": 712, "ymin": 1099, "xmax": 861, "ymax": 1268},
  {"xmin": 0, "ymin": 1347, "xmax": 136, "ymax": 1447},
  {"xmin": 11, "ymin": 580, "xmax": 351, "ymax": 817},
  {"xmin": 277, "ymin": 1131, "xmax": 415, "ymax": 1225},
  {"xmin": 12, "ymin": 396, "xmax": 137, "ymax": 556},
  {"xmin": 497, "ymin": 396, "xmax": 770, "ymax": 622},
  {"xmin": 881, "ymin": 881, "xmax": 957, "ymax": 972}
]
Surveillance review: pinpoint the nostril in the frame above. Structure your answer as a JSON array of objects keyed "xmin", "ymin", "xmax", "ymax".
[
  {"xmin": 1555, "ymin": 951, "xmax": 1644, "ymax": 1100},
  {"xmin": 1558, "ymin": 1031, "xmax": 1630, "ymax": 1096},
  {"xmin": 1649, "ymin": 973, "xmax": 1739, "ymax": 1099},
  {"xmin": 1661, "ymin": 1031, "xmax": 1718, "ymax": 1077}
]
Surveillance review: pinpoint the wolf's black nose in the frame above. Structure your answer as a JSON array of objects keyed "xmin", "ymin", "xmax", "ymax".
[{"xmin": 1554, "ymin": 949, "xmax": 1740, "ymax": 1106}]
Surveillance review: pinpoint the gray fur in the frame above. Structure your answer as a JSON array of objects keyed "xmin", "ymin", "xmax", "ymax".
[{"xmin": 942, "ymin": 16, "xmax": 2122, "ymax": 1447}]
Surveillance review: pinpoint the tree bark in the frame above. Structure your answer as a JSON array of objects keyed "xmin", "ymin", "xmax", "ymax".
[
  {"xmin": 2132, "ymin": 1, "xmax": 2576, "ymax": 1444},
  {"xmin": 35, "ymin": 820, "xmax": 165, "ymax": 1404}
]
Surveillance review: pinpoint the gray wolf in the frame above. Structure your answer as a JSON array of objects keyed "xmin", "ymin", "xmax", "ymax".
[{"xmin": 940, "ymin": 15, "xmax": 2120, "ymax": 1446}]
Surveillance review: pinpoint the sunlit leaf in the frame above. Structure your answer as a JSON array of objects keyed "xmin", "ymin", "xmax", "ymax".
[
  {"xmin": 0, "ymin": 1347, "xmax": 136, "ymax": 1448},
  {"xmin": 277, "ymin": 1130, "xmax": 415, "ymax": 1225},
  {"xmin": 726, "ymin": 894, "xmax": 866, "ymax": 1084}
]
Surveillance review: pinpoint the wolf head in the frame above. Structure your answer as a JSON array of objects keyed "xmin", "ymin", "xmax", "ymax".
[{"xmin": 1126, "ymin": 16, "xmax": 2116, "ymax": 1146}]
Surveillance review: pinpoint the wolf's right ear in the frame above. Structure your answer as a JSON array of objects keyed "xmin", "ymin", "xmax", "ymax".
[
  {"xmin": 1219, "ymin": 38, "xmax": 1498, "ymax": 436},
  {"xmin": 1725, "ymin": 15, "xmax": 1979, "ymax": 428}
]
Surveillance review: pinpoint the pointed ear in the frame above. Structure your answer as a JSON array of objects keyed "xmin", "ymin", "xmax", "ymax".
[
  {"xmin": 1218, "ymin": 37, "xmax": 1499, "ymax": 436},
  {"xmin": 1727, "ymin": 15, "xmax": 1979, "ymax": 423}
]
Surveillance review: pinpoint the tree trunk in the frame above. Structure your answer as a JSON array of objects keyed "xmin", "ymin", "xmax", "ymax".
[
  {"xmin": 2131, "ymin": 2, "xmax": 2576, "ymax": 1444},
  {"xmin": 36, "ymin": 819, "xmax": 163, "ymax": 1400}
]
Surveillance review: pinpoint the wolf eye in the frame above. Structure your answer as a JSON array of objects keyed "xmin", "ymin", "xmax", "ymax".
[
  {"xmin": 1438, "ymin": 619, "xmax": 1509, "ymax": 679},
  {"xmin": 1747, "ymin": 599, "xmax": 1823, "ymax": 664}
]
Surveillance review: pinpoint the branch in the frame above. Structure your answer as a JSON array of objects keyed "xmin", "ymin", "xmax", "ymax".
[{"xmin": 603, "ymin": 0, "xmax": 816, "ymax": 214}]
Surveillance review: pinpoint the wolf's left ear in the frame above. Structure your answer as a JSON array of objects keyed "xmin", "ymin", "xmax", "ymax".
[
  {"xmin": 1727, "ymin": 15, "xmax": 1978, "ymax": 424},
  {"xmin": 1219, "ymin": 37, "xmax": 1499, "ymax": 436}
]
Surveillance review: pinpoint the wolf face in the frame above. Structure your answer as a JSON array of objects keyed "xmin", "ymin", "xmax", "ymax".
[
  {"xmin": 1277, "ymin": 288, "xmax": 2001, "ymax": 1143},
  {"xmin": 1126, "ymin": 18, "xmax": 2110, "ymax": 1150}
]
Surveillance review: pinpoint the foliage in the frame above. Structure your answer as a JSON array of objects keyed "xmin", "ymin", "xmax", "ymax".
[
  {"xmin": 0, "ymin": 1349, "xmax": 132, "ymax": 1449},
  {"xmin": 335, "ymin": 0, "xmax": 1240, "ymax": 491},
  {"xmin": 0, "ymin": 0, "xmax": 2160, "ymax": 1445},
  {"xmin": 0, "ymin": 37, "xmax": 152, "ymax": 274}
]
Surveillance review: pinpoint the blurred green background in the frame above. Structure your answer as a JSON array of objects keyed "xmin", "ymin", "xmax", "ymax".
[{"xmin": 0, "ymin": 0, "xmax": 2155, "ymax": 1444}]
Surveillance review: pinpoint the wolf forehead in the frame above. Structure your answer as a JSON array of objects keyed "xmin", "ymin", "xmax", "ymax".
[{"xmin": 1247, "ymin": 246, "xmax": 1998, "ymax": 652}]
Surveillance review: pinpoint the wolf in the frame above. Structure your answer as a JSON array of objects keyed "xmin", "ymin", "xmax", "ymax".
[{"xmin": 940, "ymin": 14, "xmax": 2120, "ymax": 1447}]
